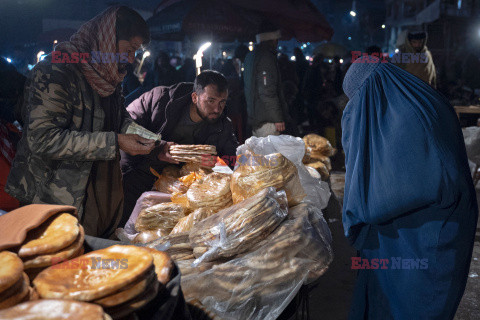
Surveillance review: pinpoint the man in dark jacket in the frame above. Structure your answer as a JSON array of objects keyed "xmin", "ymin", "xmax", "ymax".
[
  {"xmin": 244, "ymin": 23, "xmax": 289, "ymax": 137},
  {"xmin": 120, "ymin": 70, "xmax": 238, "ymax": 223}
]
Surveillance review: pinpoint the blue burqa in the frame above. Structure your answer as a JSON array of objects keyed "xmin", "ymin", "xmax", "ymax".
[{"xmin": 342, "ymin": 59, "xmax": 478, "ymax": 319}]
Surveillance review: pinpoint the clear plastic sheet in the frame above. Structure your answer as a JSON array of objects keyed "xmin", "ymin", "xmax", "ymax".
[
  {"xmin": 235, "ymin": 135, "xmax": 331, "ymax": 209},
  {"xmin": 189, "ymin": 187, "xmax": 288, "ymax": 263},
  {"xmin": 146, "ymin": 232, "xmax": 194, "ymax": 261},
  {"xmin": 186, "ymin": 173, "xmax": 232, "ymax": 211},
  {"xmin": 135, "ymin": 202, "xmax": 187, "ymax": 234},
  {"xmin": 170, "ymin": 208, "xmax": 216, "ymax": 235},
  {"xmin": 180, "ymin": 203, "xmax": 333, "ymax": 320},
  {"xmin": 231, "ymin": 151, "xmax": 306, "ymax": 207}
]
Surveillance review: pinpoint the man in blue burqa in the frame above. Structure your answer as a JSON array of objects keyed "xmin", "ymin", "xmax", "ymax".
[{"xmin": 341, "ymin": 57, "xmax": 478, "ymax": 319}]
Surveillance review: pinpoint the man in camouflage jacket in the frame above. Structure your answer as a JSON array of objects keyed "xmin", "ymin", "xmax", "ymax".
[{"xmin": 5, "ymin": 7, "xmax": 157, "ymax": 237}]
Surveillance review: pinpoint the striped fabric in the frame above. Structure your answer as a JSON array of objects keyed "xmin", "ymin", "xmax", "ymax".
[{"xmin": 55, "ymin": 6, "xmax": 126, "ymax": 97}]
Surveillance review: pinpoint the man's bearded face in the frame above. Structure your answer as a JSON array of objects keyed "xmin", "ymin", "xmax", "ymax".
[{"xmin": 193, "ymin": 84, "xmax": 228, "ymax": 124}]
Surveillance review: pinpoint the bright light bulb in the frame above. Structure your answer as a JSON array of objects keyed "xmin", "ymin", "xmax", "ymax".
[
  {"xmin": 350, "ymin": 11, "xmax": 356, "ymax": 17},
  {"xmin": 290, "ymin": 56, "xmax": 296, "ymax": 61},
  {"xmin": 382, "ymin": 24, "xmax": 386, "ymax": 29},
  {"xmin": 340, "ymin": 59, "xmax": 344, "ymax": 63},
  {"xmin": 6, "ymin": 57, "xmax": 12, "ymax": 63},
  {"xmin": 36, "ymin": 51, "xmax": 45, "ymax": 63},
  {"xmin": 143, "ymin": 51, "xmax": 150, "ymax": 58}
]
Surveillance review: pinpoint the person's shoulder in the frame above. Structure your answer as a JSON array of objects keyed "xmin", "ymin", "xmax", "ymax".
[{"xmin": 32, "ymin": 56, "xmax": 81, "ymax": 84}]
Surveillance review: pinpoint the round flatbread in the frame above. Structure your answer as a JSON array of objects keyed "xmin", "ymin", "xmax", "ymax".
[
  {"xmin": 0, "ymin": 251, "xmax": 23, "ymax": 295},
  {"xmin": 0, "ymin": 299, "xmax": 107, "ymax": 320},
  {"xmin": 18, "ymin": 213, "xmax": 79, "ymax": 258},
  {"xmin": 93, "ymin": 269, "xmax": 155, "ymax": 308},
  {"xmin": 104, "ymin": 280, "xmax": 159, "ymax": 319},
  {"xmin": 34, "ymin": 245, "xmax": 154, "ymax": 301},
  {"xmin": 142, "ymin": 248, "xmax": 173, "ymax": 284},
  {"xmin": 23, "ymin": 225, "xmax": 85, "ymax": 269},
  {"xmin": 0, "ymin": 272, "xmax": 30, "ymax": 310}
]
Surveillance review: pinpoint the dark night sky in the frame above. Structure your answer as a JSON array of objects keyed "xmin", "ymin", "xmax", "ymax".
[{"xmin": 0, "ymin": 0, "xmax": 386, "ymax": 53}]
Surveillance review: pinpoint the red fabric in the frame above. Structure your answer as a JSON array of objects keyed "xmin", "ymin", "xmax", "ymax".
[
  {"xmin": 55, "ymin": 7, "xmax": 126, "ymax": 97},
  {"xmin": 0, "ymin": 155, "xmax": 19, "ymax": 211},
  {"xmin": 0, "ymin": 121, "xmax": 20, "ymax": 211}
]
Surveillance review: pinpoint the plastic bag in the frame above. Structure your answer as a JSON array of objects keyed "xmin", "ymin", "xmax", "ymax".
[
  {"xmin": 231, "ymin": 151, "xmax": 306, "ymax": 206},
  {"xmin": 151, "ymin": 168, "xmax": 189, "ymax": 194},
  {"xmin": 189, "ymin": 187, "xmax": 288, "ymax": 263},
  {"xmin": 462, "ymin": 126, "xmax": 480, "ymax": 165},
  {"xmin": 187, "ymin": 173, "xmax": 232, "ymax": 211},
  {"xmin": 180, "ymin": 203, "xmax": 333, "ymax": 320},
  {"xmin": 135, "ymin": 202, "xmax": 187, "ymax": 234},
  {"xmin": 170, "ymin": 208, "xmax": 216, "ymax": 235},
  {"xmin": 132, "ymin": 229, "xmax": 165, "ymax": 244},
  {"xmin": 123, "ymin": 191, "xmax": 172, "ymax": 238},
  {"xmin": 147, "ymin": 232, "xmax": 194, "ymax": 261},
  {"xmin": 236, "ymin": 135, "xmax": 331, "ymax": 209},
  {"xmin": 302, "ymin": 133, "xmax": 337, "ymax": 157}
]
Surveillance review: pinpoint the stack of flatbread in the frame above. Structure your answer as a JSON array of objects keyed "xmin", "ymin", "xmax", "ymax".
[
  {"xmin": 33, "ymin": 245, "xmax": 173, "ymax": 319},
  {"xmin": 0, "ymin": 299, "xmax": 112, "ymax": 320},
  {"xmin": 0, "ymin": 251, "xmax": 37, "ymax": 310},
  {"xmin": 135, "ymin": 202, "xmax": 187, "ymax": 237},
  {"xmin": 16, "ymin": 213, "xmax": 84, "ymax": 280},
  {"xmin": 169, "ymin": 144, "xmax": 217, "ymax": 166},
  {"xmin": 302, "ymin": 134, "xmax": 337, "ymax": 180},
  {"xmin": 147, "ymin": 232, "xmax": 194, "ymax": 261},
  {"xmin": 189, "ymin": 187, "xmax": 288, "ymax": 262},
  {"xmin": 231, "ymin": 152, "xmax": 306, "ymax": 207},
  {"xmin": 170, "ymin": 208, "xmax": 216, "ymax": 234},
  {"xmin": 187, "ymin": 172, "xmax": 232, "ymax": 211}
]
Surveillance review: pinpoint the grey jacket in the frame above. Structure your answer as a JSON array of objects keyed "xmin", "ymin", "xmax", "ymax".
[{"xmin": 243, "ymin": 43, "xmax": 289, "ymax": 128}]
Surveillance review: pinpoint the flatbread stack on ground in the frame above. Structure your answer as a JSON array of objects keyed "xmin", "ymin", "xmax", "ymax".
[
  {"xmin": 0, "ymin": 299, "xmax": 112, "ymax": 320},
  {"xmin": 231, "ymin": 152, "xmax": 306, "ymax": 206},
  {"xmin": 302, "ymin": 134, "xmax": 336, "ymax": 180},
  {"xmin": 0, "ymin": 251, "xmax": 37, "ymax": 310},
  {"xmin": 134, "ymin": 203, "xmax": 187, "ymax": 243},
  {"xmin": 33, "ymin": 245, "xmax": 173, "ymax": 319},
  {"xmin": 169, "ymin": 144, "xmax": 217, "ymax": 167},
  {"xmin": 15, "ymin": 213, "xmax": 84, "ymax": 280},
  {"xmin": 189, "ymin": 187, "xmax": 288, "ymax": 262},
  {"xmin": 186, "ymin": 173, "xmax": 232, "ymax": 212}
]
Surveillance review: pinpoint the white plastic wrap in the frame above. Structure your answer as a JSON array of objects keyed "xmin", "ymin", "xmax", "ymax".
[
  {"xmin": 462, "ymin": 126, "xmax": 480, "ymax": 165},
  {"xmin": 180, "ymin": 203, "xmax": 333, "ymax": 320},
  {"xmin": 189, "ymin": 187, "xmax": 288, "ymax": 263},
  {"xmin": 235, "ymin": 135, "xmax": 331, "ymax": 209}
]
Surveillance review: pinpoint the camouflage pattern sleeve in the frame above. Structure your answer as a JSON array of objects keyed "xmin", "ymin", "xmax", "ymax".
[{"xmin": 25, "ymin": 64, "xmax": 118, "ymax": 161}]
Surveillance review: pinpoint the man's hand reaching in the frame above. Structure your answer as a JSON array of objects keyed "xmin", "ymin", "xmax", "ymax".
[{"xmin": 118, "ymin": 134, "xmax": 155, "ymax": 156}]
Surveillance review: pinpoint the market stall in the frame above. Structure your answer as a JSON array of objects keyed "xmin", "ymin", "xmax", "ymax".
[{"xmin": 0, "ymin": 134, "xmax": 336, "ymax": 319}]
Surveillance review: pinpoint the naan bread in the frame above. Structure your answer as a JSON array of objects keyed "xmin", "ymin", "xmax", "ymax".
[
  {"xmin": 0, "ymin": 251, "xmax": 23, "ymax": 295},
  {"xmin": 0, "ymin": 299, "xmax": 107, "ymax": 320},
  {"xmin": 34, "ymin": 245, "xmax": 154, "ymax": 301},
  {"xmin": 18, "ymin": 213, "xmax": 79, "ymax": 258}
]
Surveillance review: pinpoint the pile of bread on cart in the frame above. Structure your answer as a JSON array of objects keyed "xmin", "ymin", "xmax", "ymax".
[{"xmin": 0, "ymin": 134, "xmax": 335, "ymax": 319}]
